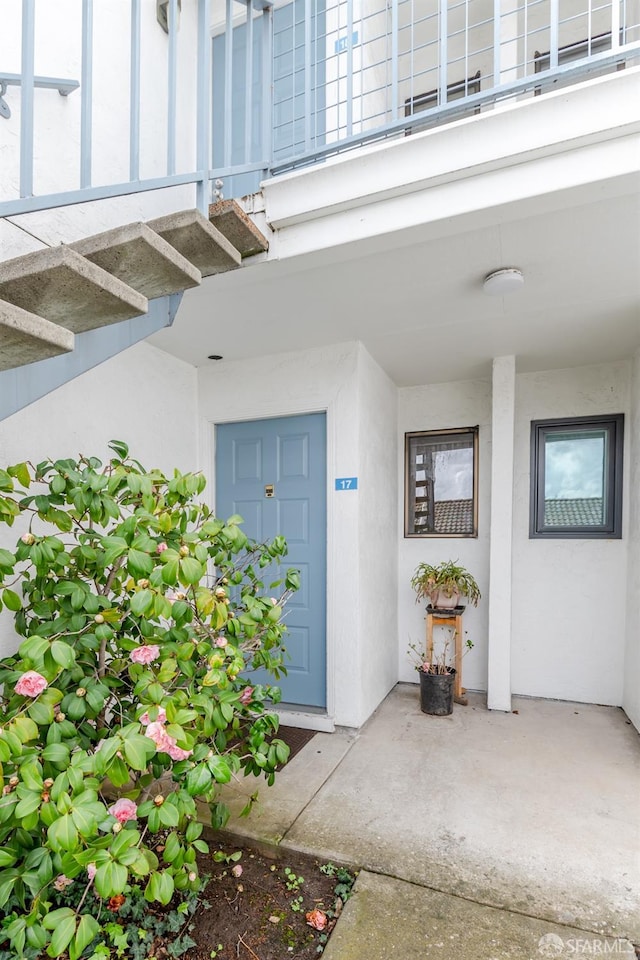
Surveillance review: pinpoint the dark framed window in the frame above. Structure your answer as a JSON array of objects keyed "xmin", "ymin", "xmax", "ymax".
[
  {"xmin": 405, "ymin": 427, "xmax": 478, "ymax": 538},
  {"xmin": 530, "ymin": 414, "xmax": 624, "ymax": 539},
  {"xmin": 404, "ymin": 71, "xmax": 481, "ymax": 134}
]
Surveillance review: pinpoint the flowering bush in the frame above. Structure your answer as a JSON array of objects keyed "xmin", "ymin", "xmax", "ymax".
[{"xmin": 0, "ymin": 441, "xmax": 298, "ymax": 958}]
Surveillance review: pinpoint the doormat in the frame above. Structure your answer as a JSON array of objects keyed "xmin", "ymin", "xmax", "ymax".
[{"xmin": 277, "ymin": 725, "xmax": 316, "ymax": 764}]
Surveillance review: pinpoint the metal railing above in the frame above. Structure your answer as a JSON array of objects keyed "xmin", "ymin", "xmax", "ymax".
[
  {"xmin": 0, "ymin": 0, "xmax": 211, "ymax": 219},
  {"xmin": 1, "ymin": 0, "xmax": 638, "ymax": 219},
  {"xmin": 212, "ymin": 0, "xmax": 640, "ymax": 194}
]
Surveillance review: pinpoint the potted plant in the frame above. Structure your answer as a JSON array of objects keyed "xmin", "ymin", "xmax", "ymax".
[
  {"xmin": 407, "ymin": 641, "xmax": 455, "ymax": 715},
  {"xmin": 410, "ymin": 559, "xmax": 481, "ymax": 612},
  {"xmin": 408, "ymin": 637, "xmax": 474, "ymax": 715}
]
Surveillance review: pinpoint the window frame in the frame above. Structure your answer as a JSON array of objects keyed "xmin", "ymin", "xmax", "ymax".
[
  {"xmin": 404, "ymin": 426, "xmax": 479, "ymax": 539},
  {"xmin": 529, "ymin": 414, "xmax": 624, "ymax": 540}
]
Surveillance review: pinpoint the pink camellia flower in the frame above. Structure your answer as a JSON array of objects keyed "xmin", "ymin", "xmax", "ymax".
[
  {"xmin": 15, "ymin": 671, "xmax": 48, "ymax": 697},
  {"xmin": 166, "ymin": 743, "xmax": 192, "ymax": 761},
  {"xmin": 87, "ymin": 863, "xmax": 97, "ymax": 882},
  {"xmin": 109, "ymin": 798, "xmax": 138, "ymax": 824},
  {"xmin": 130, "ymin": 645, "xmax": 160, "ymax": 665},
  {"xmin": 157, "ymin": 542, "xmax": 168, "ymax": 554},
  {"xmin": 215, "ymin": 637, "xmax": 228, "ymax": 648},
  {"xmin": 145, "ymin": 721, "xmax": 167, "ymax": 746},
  {"xmin": 53, "ymin": 874, "xmax": 73, "ymax": 892},
  {"xmin": 144, "ymin": 720, "xmax": 192, "ymax": 761},
  {"xmin": 239, "ymin": 686, "xmax": 253, "ymax": 705},
  {"xmin": 139, "ymin": 706, "xmax": 167, "ymax": 726},
  {"xmin": 306, "ymin": 909, "xmax": 328, "ymax": 932}
]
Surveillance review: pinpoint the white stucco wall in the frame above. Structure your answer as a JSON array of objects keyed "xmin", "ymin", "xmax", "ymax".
[
  {"xmin": 197, "ymin": 341, "xmax": 399, "ymax": 728},
  {"xmin": 398, "ymin": 379, "xmax": 492, "ymax": 692},
  {"xmin": 0, "ymin": 340, "xmax": 199, "ymax": 659},
  {"xmin": 623, "ymin": 350, "xmax": 640, "ymax": 730},
  {"xmin": 356, "ymin": 345, "xmax": 398, "ymax": 720},
  {"xmin": 511, "ymin": 361, "xmax": 630, "ymax": 705}
]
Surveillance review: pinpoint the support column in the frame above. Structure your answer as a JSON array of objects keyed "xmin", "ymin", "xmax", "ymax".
[{"xmin": 487, "ymin": 355, "xmax": 515, "ymax": 711}]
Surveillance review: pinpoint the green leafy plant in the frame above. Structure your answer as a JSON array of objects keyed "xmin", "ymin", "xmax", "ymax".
[
  {"xmin": 319, "ymin": 863, "xmax": 356, "ymax": 904},
  {"xmin": 283, "ymin": 867, "xmax": 304, "ymax": 893},
  {"xmin": 411, "ymin": 559, "xmax": 481, "ymax": 609},
  {"xmin": 0, "ymin": 441, "xmax": 298, "ymax": 958}
]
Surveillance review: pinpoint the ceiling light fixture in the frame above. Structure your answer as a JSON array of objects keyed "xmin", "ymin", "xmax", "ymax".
[
  {"xmin": 207, "ymin": 354, "xmax": 223, "ymax": 361},
  {"xmin": 483, "ymin": 267, "xmax": 525, "ymax": 296}
]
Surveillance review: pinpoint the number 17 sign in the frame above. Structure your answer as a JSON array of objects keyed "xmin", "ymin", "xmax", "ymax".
[{"xmin": 335, "ymin": 477, "xmax": 358, "ymax": 490}]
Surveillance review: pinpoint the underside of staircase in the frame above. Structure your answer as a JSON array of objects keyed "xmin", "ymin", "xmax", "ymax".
[{"xmin": 0, "ymin": 200, "xmax": 269, "ymax": 419}]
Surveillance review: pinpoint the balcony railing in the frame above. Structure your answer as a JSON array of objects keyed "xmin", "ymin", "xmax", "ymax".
[
  {"xmin": 212, "ymin": 0, "xmax": 640, "ymax": 196},
  {"xmin": 1, "ymin": 0, "xmax": 639, "ymax": 218},
  {"xmin": 0, "ymin": 0, "xmax": 211, "ymax": 218}
]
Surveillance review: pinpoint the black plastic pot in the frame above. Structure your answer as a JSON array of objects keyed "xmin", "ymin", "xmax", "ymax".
[{"xmin": 419, "ymin": 669, "xmax": 455, "ymax": 716}]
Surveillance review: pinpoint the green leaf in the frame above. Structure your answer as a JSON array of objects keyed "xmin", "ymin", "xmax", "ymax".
[
  {"xmin": 28, "ymin": 700, "xmax": 54, "ymax": 725},
  {"xmin": 100, "ymin": 536, "xmax": 128, "ymax": 567},
  {"xmin": 10, "ymin": 461, "xmax": 31, "ymax": 487},
  {"xmin": 127, "ymin": 548, "xmax": 154, "ymax": 578},
  {"xmin": 42, "ymin": 907, "xmax": 76, "ymax": 931},
  {"xmin": 18, "ymin": 633, "xmax": 51, "ymax": 661},
  {"xmin": 71, "ymin": 804, "xmax": 97, "ymax": 837},
  {"xmin": 20, "ymin": 759, "xmax": 43, "ymax": 791},
  {"xmin": 186, "ymin": 764, "xmax": 212, "ymax": 797},
  {"xmin": 122, "ymin": 735, "xmax": 153, "ymax": 772},
  {"xmin": 48, "ymin": 814, "xmax": 79, "ymax": 853},
  {"xmin": 179, "ymin": 557, "xmax": 204, "ymax": 586},
  {"xmin": 185, "ymin": 820, "xmax": 203, "ymax": 842},
  {"xmin": 70, "ymin": 914, "xmax": 100, "ymax": 960},
  {"xmin": 163, "ymin": 832, "xmax": 181, "ymax": 863},
  {"xmin": 51, "ymin": 640, "xmax": 76, "ymax": 669},
  {"xmin": 47, "ymin": 914, "xmax": 76, "ymax": 957},
  {"xmin": 12, "ymin": 716, "xmax": 39, "ymax": 742},
  {"xmin": 130, "ymin": 588, "xmax": 153, "ymax": 616},
  {"xmin": 0, "ymin": 850, "xmax": 17, "ymax": 867},
  {"xmin": 108, "ymin": 439, "xmax": 129, "ymax": 460},
  {"xmin": 161, "ymin": 557, "xmax": 179, "ymax": 585},
  {"xmin": 0, "ymin": 870, "xmax": 18, "ymax": 908},
  {"xmin": 43, "ymin": 742, "xmax": 70, "ymax": 764},
  {"xmin": 209, "ymin": 756, "xmax": 232, "ymax": 784},
  {"xmin": 26, "ymin": 923, "xmax": 48, "ymax": 951},
  {"xmin": 2, "ymin": 587, "xmax": 21, "ymax": 611},
  {"xmin": 106, "ymin": 756, "xmax": 129, "ymax": 788},
  {"xmin": 65, "ymin": 695, "xmax": 86, "ymax": 721},
  {"xmin": 15, "ymin": 791, "xmax": 41, "ymax": 819},
  {"xmin": 94, "ymin": 860, "xmax": 127, "ymax": 898},
  {"xmin": 157, "ymin": 802, "xmax": 179, "ymax": 828}
]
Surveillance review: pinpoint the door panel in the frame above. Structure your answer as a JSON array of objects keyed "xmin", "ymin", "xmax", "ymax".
[{"xmin": 216, "ymin": 413, "xmax": 326, "ymax": 708}]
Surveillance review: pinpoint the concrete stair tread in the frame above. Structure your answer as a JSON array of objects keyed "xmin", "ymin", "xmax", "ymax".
[
  {"xmin": 0, "ymin": 246, "xmax": 148, "ymax": 333},
  {"xmin": 147, "ymin": 209, "xmax": 241, "ymax": 278},
  {"xmin": 0, "ymin": 299, "xmax": 74, "ymax": 371},
  {"xmin": 71, "ymin": 222, "xmax": 202, "ymax": 299},
  {"xmin": 208, "ymin": 199, "xmax": 269, "ymax": 258}
]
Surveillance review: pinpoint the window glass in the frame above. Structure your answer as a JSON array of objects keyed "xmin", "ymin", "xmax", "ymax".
[
  {"xmin": 405, "ymin": 428, "xmax": 478, "ymax": 537},
  {"xmin": 530, "ymin": 415, "xmax": 623, "ymax": 539}
]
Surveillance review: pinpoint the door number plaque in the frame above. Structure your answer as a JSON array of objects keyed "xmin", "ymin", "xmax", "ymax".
[{"xmin": 265, "ymin": 484, "xmax": 275, "ymax": 498}]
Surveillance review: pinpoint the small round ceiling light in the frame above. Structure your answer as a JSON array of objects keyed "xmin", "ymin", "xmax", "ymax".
[
  {"xmin": 483, "ymin": 268, "xmax": 525, "ymax": 296},
  {"xmin": 207, "ymin": 354, "xmax": 223, "ymax": 361}
]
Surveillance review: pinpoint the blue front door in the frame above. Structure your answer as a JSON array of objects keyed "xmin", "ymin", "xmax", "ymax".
[{"xmin": 215, "ymin": 413, "xmax": 327, "ymax": 708}]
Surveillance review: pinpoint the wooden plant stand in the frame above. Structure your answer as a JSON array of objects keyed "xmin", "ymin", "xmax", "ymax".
[{"xmin": 426, "ymin": 606, "xmax": 468, "ymax": 706}]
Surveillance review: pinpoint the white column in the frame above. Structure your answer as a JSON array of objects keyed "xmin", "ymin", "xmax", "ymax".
[{"xmin": 487, "ymin": 355, "xmax": 515, "ymax": 711}]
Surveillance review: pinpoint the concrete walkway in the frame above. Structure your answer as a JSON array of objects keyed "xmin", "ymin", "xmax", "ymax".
[{"xmin": 222, "ymin": 685, "xmax": 640, "ymax": 958}]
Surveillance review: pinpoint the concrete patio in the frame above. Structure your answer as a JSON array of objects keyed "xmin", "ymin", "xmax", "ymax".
[{"xmin": 221, "ymin": 684, "xmax": 640, "ymax": 958}]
